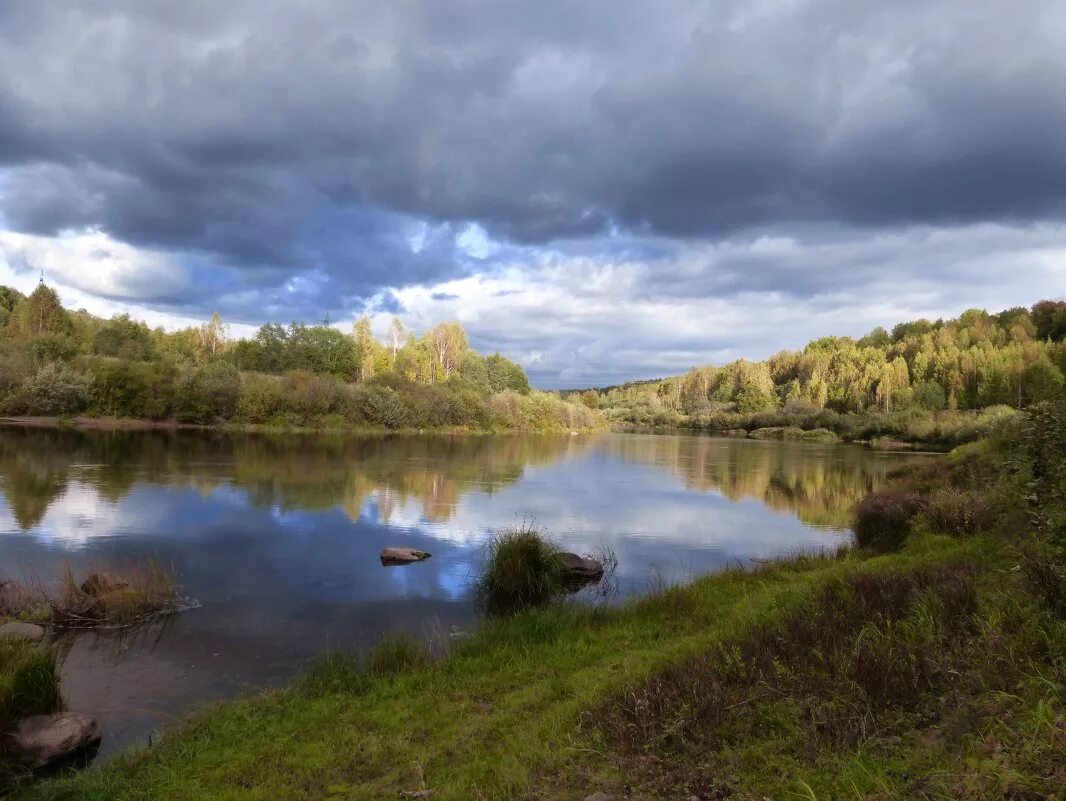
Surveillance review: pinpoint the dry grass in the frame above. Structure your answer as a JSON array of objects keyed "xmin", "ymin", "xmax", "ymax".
[
  {"xmin": 591, "ymin": 562, "xmax": 979, "ymax": 754},
  {"xmin": 570, "ymin": 562, "xmax": 1006, "ymax": 799},
  {"xmin": 0, "ymin": 581, "xmax": 50, "ymax": 625},
  {"xmin": 1, "ymin": 563, "xmax": 181, "ymax": 631},
  {"xmin": 51, "ymin": 564, "xmax": 180, "ymax": 630}
]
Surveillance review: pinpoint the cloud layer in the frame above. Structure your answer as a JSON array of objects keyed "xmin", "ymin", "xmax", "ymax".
[{"xmin": 1, "ymin": 1, "xmax": 1065, "ymax": 384}]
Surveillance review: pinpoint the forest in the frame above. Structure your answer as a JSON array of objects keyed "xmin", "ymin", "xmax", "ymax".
[
  {"xmin": 573, "ymin": 300, "xmax": 1066, "ymax": 446},
  {"xmin": 0, "ymin": 282, "xmax": 598, "ymax": 432}
]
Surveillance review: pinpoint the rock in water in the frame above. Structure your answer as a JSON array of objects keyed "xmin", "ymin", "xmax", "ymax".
[
  {"xmin": 556, "ymin": 552, "xmax": 605, "ymax": 579},
  {"xmin": 6, "ymin": 713, "xmax": 101, "ymax": 769},
  {"xmin": 0, "ymin": 621, "xmax": 46, "ymax": 642},
  {"xmin": 380, "ymin": 547, "xmax": 432, "ymax": 565},
  {"xmin": 79, "ymin": 572, "xmax": 129, "ymax": 596}
]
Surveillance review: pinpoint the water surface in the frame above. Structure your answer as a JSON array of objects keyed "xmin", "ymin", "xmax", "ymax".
[{"xmin": 0, "ymin": 427, "xmax": 927, "ymax": 758}]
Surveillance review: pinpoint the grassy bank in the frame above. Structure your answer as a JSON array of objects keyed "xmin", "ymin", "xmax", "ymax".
[{"xmin": 10, "ymin": 539, "xmax": 995, "ymax": 801}]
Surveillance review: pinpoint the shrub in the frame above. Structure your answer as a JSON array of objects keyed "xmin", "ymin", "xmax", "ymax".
[
  {"xmin": 22, "ymin": 334, "xmax": 79, "ymax": 366},
  {"xmin": 25, "ymin": 362, "xmax": 93, "ymax": 415},
  {"xmin": 173, "ymin": 361, "xmax": 240, "ymax": 423},
  {"xmin": 355, "ymin": 385, "xmax": 410, "ymax": 428},
  {"xmin": 87, "ymin": 358, "xmax": 175, "ymax": 419},
  {"xmin": 0, "ymin": 350, "xmax": 32, "ymax": 399},
  {"xmin": 236, "ymin": 371, "xmax": 286, "ymax": 422},
  {"xmin": 488, "ymin": 390, "xmax": 600, "ymax": 431},
  {"xmin": 920, "ymin": 487, "xmax": 991, "ymax": 537},
  {"xmin": 477, "ymin": 525, "xmax": 566, "ymax": 615},
  {"xmin": 279, "ymin": 371, "xmax": 350, "ymax": 421},
  {"xmin": 852, "ymin": 490, "xmax": 926, "ymax": 552}
]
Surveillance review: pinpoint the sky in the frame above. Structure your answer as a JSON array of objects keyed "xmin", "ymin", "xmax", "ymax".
[{"xmin": 0, "ymin": 1, "xmax": 1064, "ymax": 388}]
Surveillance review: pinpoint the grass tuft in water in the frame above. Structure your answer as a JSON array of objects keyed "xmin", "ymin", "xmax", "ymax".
[
  {"xmin": 50, "ymin": 563, "xmax": 180, "ymax": 630},
  {"xmin": 476, "ymin": 524, "xmax": 566, "ymax": 616}
]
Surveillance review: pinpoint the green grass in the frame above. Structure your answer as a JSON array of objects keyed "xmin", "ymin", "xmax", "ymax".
[
  {"xmin": 0, "ymin": 639, "xmax": 62, "ymax": 729},
  {"xmin": 14, "ymin": 538, "xmax": 986, "ymax": 801},
  {"xmin": 298, "ymin": 634, "xmax": 430, "ymax": 699}
]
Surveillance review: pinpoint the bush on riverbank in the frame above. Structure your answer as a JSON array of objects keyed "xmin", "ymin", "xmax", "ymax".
[
  {"xmin": 852, "ymin": 396, "xmax": 1066, "ymax": 556},
  {"xmin": 852, "ymin": 490, "xmax": 927, "ymax": 552}
]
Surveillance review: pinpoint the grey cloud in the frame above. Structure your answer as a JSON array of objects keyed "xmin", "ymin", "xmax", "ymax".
[
  {"xmin": 447, "ymin": 222, "xmax": 1066, "ymax": 387},
  {"xmin": 1, "ymin": 0, "xmax": 1065, "ymax": 383},
  {"xmin": 1, "ymin": 0, "xmax": 1065, "ymax": 304}
]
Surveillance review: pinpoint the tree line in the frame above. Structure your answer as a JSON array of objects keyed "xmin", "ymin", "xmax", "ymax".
[
  {"xmin": 0, "ymin": 283, "xmax": 597, "ymax": 431},
  {"xmin": 571, "ymin": 300, "xmax": 1066, "ymax": 443}
]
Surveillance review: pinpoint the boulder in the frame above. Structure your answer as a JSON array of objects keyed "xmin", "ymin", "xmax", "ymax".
[
  {"xmin": 380, "ymin": 547, "xmax": 432, "ymax": 565},
  {"xmin": 0, "ymin": 621, "xmax": 45, "ymax": 642},
  {"xmin": 6, "ymin": 713, "xmax": 101, "ymax": 769},
  {"xmin": 79, "ymin": 572, "xmax": 129, "ymax": 596},
  {"xmin": 555, "ymin": 552, "xmax": 604, "ymax": 580},
  {"xmin": 583, "ymin": 794, "xmax": 614, "ymax": 801}
]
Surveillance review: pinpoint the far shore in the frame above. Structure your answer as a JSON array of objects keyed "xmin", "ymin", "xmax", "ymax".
[
  {"xmin": 0, "ymin": 416, "xmax": 946, "ymax": 450},
  {"xmin": 0, "ymin": 416, "xmax": 602, "ymax": 437}
]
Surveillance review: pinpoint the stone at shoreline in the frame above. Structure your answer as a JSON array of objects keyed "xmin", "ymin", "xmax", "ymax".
[
  {"xmin": 556, "ymin": 552, "xmax": 605, "ymax": 580},
  {"xmin": 80, "ymin": 572, "xmax": 129, "ymax": 596},
  {"xmin": 0, "ymin": 621, "xmax": 45, "ymax": 642},
  {"xmin": 6, "ymin": 713, "xmax": 101, "ymax": 769},
  {"xmin": 380, "ymin": 547, "xmax": 432, "ymax": 565}
]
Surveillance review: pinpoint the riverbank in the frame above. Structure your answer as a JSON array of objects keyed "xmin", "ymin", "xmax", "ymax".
[
  {"xmin": 0, "ymin": 415, "xmax": 605, "ymax": 436},
  {"xmin": 9, "ymin": 534, "xmax": 1055, "ymax": 801},
  {"xmin": 608, "ymin": 405, "xmax": 1019, "ymax": 451}
]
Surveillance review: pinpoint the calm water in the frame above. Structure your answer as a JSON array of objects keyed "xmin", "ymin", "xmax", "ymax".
[{"xmin": 0, "ymin": 427, "xmax": 927, "ymax": 759}]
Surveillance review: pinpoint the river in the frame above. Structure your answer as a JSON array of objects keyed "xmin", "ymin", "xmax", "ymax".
[{"xmin": 0, "ymin": 427, "xmax": 929, "ymax": 759}]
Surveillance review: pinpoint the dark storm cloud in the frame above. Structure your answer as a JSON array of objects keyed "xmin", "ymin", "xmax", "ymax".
[{"xmin": 2, "ymin": 0, "xmax": 1066, "ymax": 309}]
